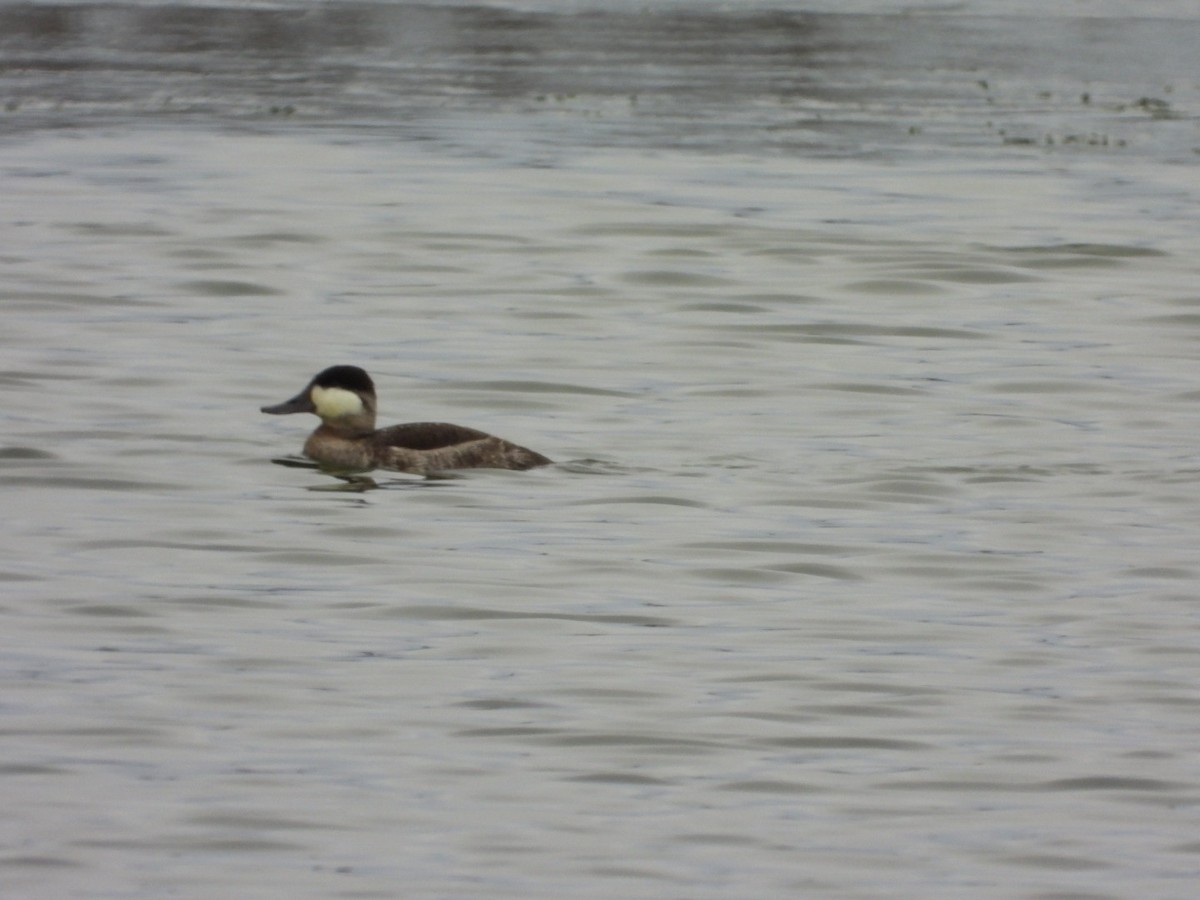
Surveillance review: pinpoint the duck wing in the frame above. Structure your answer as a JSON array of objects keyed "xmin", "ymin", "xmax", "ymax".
[
  {"xmin": 373, "ymin": 422, "xmax": 551, "ymax": 473},
  {"xmin": 374, "ymin": 422, "xmax": 493, "ymax": 451}
]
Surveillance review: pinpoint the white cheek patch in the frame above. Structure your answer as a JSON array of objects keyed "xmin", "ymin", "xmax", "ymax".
[{"xmin": 311, "ymin": 385, "xmax": 364, "ymax": 419}]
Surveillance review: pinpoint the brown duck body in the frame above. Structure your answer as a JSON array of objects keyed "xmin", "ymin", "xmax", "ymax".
[
  {"xmin": 263, "ymin": 365, "xmax": 551, "ymax": 475},
  {"xmin": 303, "ymin": 421, "xmax": 551, "ymax": 474}
]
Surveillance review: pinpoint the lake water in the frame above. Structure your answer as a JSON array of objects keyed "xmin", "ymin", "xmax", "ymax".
[{"xmin": 3, "ymin": 2, "xmax": 1200, "ymax": 898}]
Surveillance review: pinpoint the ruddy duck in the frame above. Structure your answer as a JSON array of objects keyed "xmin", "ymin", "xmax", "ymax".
[{"xmin": 261, "ymin": 365, "xmax": 551, "ymax": 474}]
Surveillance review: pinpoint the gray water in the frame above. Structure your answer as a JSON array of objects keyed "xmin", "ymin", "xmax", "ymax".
[{"xmin": 3, "ymin": 2, "xmax": 1200, "ymax": 898}]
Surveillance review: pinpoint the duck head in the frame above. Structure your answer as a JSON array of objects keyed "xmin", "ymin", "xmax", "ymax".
[{"xmin": 261, "ymin": 365, "xmax": 378, "ymax": 435}]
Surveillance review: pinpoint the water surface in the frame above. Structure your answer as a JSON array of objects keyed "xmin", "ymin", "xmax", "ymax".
[{"xmin": 3, "ymin": 2, "xmax": 1199, "ymax": 898}]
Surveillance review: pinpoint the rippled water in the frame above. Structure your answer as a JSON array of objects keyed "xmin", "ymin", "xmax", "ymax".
[{"xmin": 3, "ymin": 2, "xmax": 1200, "ymax": 898}]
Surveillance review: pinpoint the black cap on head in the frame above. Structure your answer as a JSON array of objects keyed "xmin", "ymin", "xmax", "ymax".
[{"xmin": 312, "ymin": 365, "xmax": 375, "ymax": 395}]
